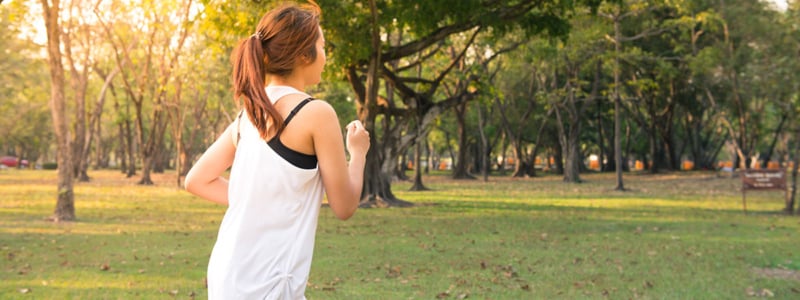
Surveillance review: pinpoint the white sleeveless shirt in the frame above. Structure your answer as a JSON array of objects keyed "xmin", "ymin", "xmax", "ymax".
[{"xmin": 207, "ymin": 86, "xmax": 324, "ymax": 300}]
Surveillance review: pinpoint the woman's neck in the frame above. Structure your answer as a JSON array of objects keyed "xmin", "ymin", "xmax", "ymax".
[{"xmin": 267, "ymin": 76, "xmax": 305, "ymax": 92}]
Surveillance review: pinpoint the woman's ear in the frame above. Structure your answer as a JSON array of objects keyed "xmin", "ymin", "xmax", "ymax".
[{"xmin": 297, "ymin": 53, "xmax": 310, "ymax": 64}]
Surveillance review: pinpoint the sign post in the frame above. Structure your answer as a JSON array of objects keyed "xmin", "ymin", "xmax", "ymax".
[{"xmin": 741, "ymin": 169, "xmax": 788, "ymax": 214}]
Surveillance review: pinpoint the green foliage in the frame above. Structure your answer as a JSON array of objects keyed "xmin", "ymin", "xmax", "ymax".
[{"xmin": 0, "ymin": 2, "xmax": 53, "ymax": 161}]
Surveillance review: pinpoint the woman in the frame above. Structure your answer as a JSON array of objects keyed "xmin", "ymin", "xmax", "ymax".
[{"xmin": 184, "ymin": 2, "xmax": 369, "ymax": 299}]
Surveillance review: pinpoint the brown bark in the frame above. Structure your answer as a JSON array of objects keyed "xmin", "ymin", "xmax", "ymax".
[
  {"xmin": 41, "ymin": 0, "xmax": 75, "ymax": 222},
  {"xmin": 787, "ymin": 130, "xmax": 800, "ymax": 214},
  {"xmin": 78, "ymin": 68, "xmax": 119, "ymax": 181},
  {"xmin": 63, "ymin": 26, "xmax": 89, "ymax": 181},
  {"xmin": 451, "ymin": 101, "xmax": 475, "ymax": 179}
]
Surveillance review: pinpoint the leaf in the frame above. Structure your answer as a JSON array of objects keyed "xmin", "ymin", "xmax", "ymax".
[
  {"xmin": 386, "ymin": 265, "xmax": 402, "ymax": 278},
  {"xmin": 18, "ymin": 288, "xmax": 31, "ymax": 294},
  {"xmin": 643, "ymin": 280, "xmax": 654, "ymax": 289},
  {"xmin": 746, "ymin": 286, "xmax": 775, "ymax": 297}
]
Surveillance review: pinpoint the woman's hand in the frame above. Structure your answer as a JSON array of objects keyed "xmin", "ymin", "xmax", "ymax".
[{"xmin": 345, "ymin": 120, "xmax": 370, "ymax": 157}]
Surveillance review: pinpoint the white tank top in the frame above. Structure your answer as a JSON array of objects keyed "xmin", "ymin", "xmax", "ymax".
[{"xmin": 207, "ymin": 86, "xmax": 323, "ymax": 300}]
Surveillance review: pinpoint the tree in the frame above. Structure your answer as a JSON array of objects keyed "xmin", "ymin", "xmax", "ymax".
[
  {"xmin": 322, "ymin": 0, "xmax": 594, "ymax": 206},
  {"xmin": 779, "ymin": 0, "xmax": 799, "ymax": 213},
  {"xmin": 94, "ymin": 0, "xmax": 196, "ymax": 185},
  {"xmin": 551, "ymin": 10, "xmax": 609, "ymax": 182},
  {"xmin": 708, "ymin": 0, "xmax": 786, "ymax": 170},
  {"xmin": 599, "ymin": 0, "xmax": 680, "ymax": 189},
  {"xmin": 39, "ymin": 0, "xmax": 75, "ymax": 221},
  {"xmin": 493, "ymin": 54, "xmax": 547, "ymax": 178}
]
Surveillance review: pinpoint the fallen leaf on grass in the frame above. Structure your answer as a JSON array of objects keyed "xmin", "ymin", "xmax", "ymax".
[
  {"xmin": 19, "ymin": 288, "xmax": 31, "ymax": 294},
  {"xmin": 746, "ymin": 286, "xmax": 774, "ymax": 297},
  {"xmin": 386, "ymin": 265, "xmax": 402, "ymax": 278},
  {"xmin": 643, "ymin": 280, "xmax": 654, "ymax": 289}
]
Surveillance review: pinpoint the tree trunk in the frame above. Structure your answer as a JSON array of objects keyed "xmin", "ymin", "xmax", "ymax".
[
  {"xmin": 62, "ymin": 17, "xmax": 90, "ymax": 182},
  {"xmin": 117, "ymin": 119, "xmax": 126, "ymax": 173},
  {"xmin": 41, "ymin": 0, "xmax": 75, "ymax": 222},
  {"xmin": 613, "ymin": 16, "xmax": 625, "ymax": 190},
  {"xmin": 452, "ymin": 101, "xmax": 474, "ymax": 179},
  {"xmin": 763, "ymin": 113, "xmax": 787, "ymax": 168},
  {"xmin": 526, "ymin": 110, "xmax": 551, "ymax": 178},
  {"xmin": 425, "ymin": 139, "xmax": 433, "ymax": 174},
  {"xmin": 409, "ymin": 134, "xmax": 429, "ymax": 190},
  {"xmin": 786, "ymin": 130, "xmax": 799, "ymax": 214},
  {"xmin": 78, "ymin": 68, "xmax": 118, "ymax": 181},
  {"xmin": 645, "ymin": 95, "xmax": 660, "ymax": 174},
  {"xmin": 562, "ymin": 132, "xmax": 581, "ymax": 182},
  {"xmin": 346, "ymin": 2, "xmax": 412, "ymax": 207},
  {"xmin": 623, "ymin": 122, "xmax": 632, "ymax": 172},
  {"xmin": 554, "ymin": 102, "xmax": 581, "ymax": 183},
  {"xmin": 138, "ymin": 110, "xmax": 168, "ymax": 185},
  {"xmin": 596, "ymin": 98, "xmax": 607, "ymax": 172},
  {"xmin": 476, "ymin": 101, "xmax": 491, "ymax": 182},
  {"xmin": 125, "ymin": 115, "xmax": 136, "ymax": 177},
  {"xmin": 552, "ymin": 133, "xmax": 564, "ymax": 173},
  {"xmin": 496, "ymin": 134, "xmax": 507, "ymax": 175}
]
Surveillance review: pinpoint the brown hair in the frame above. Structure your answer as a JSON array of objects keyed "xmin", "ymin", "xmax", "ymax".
[{"xmin": 231, "ymin": 2, "xmax": 322, "ymax": 139}]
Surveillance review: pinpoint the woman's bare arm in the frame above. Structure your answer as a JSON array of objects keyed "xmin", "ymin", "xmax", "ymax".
[
  {"xmin": 311, "ymin": 102, "xmax": 369, "ymax": 220},
  {"xmin": 184, "ymin": 123, "xmax": 236, "ymax": 205}
]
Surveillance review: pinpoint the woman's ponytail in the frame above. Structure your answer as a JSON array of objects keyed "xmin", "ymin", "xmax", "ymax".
[{"xmin": 231, "ymin": 33, "xmax": 284, "ymax": 140}]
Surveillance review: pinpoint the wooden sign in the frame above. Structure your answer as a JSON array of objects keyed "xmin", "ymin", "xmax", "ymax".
[
  {"xmin": 742, "ymin": 169, "xmax": 787, "ymax": 190},
  {"xmin": 741, "ymin": 169, "xmax": 788, "ymax": 214}
]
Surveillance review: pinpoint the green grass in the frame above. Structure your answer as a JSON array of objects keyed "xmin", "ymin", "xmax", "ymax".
[{"xmin": 1, "ymin": 169, "xmax": 798, "ymax": 299}]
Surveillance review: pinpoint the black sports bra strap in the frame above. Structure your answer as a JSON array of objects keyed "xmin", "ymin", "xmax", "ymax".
[
  {"xmin": 236, "ymin": 110, "xmax": 244, "ymax": 144},
  {"xmin": 283, "ymin": 98, "xmax": 314, "ymax": 126}
]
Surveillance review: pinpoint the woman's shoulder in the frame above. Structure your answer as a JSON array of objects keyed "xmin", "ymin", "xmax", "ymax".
[{"xmin": 301, "ymin": 98, "xmax": 338, "ymax": 119}]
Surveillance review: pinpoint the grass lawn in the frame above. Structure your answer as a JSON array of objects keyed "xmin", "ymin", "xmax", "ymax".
[{"xmin": 1, "ymin": 169, "xmax": 798, "ymax": 299}]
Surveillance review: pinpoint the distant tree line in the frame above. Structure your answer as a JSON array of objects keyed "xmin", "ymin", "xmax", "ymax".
[{"xmin": 1, "ymin": 0, "xmax": 797, "ymax": 220}]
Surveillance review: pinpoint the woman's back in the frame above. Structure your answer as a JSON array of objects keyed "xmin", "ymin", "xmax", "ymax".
[{"xmin": 207, "ymin": 90, "xmax": 324, "ymax": 299}]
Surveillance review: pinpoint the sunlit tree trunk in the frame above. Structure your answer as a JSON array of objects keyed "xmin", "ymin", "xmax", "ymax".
[{"xmin": 40, "ymin": 0, "xmax": 75, "ymax": 221}]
